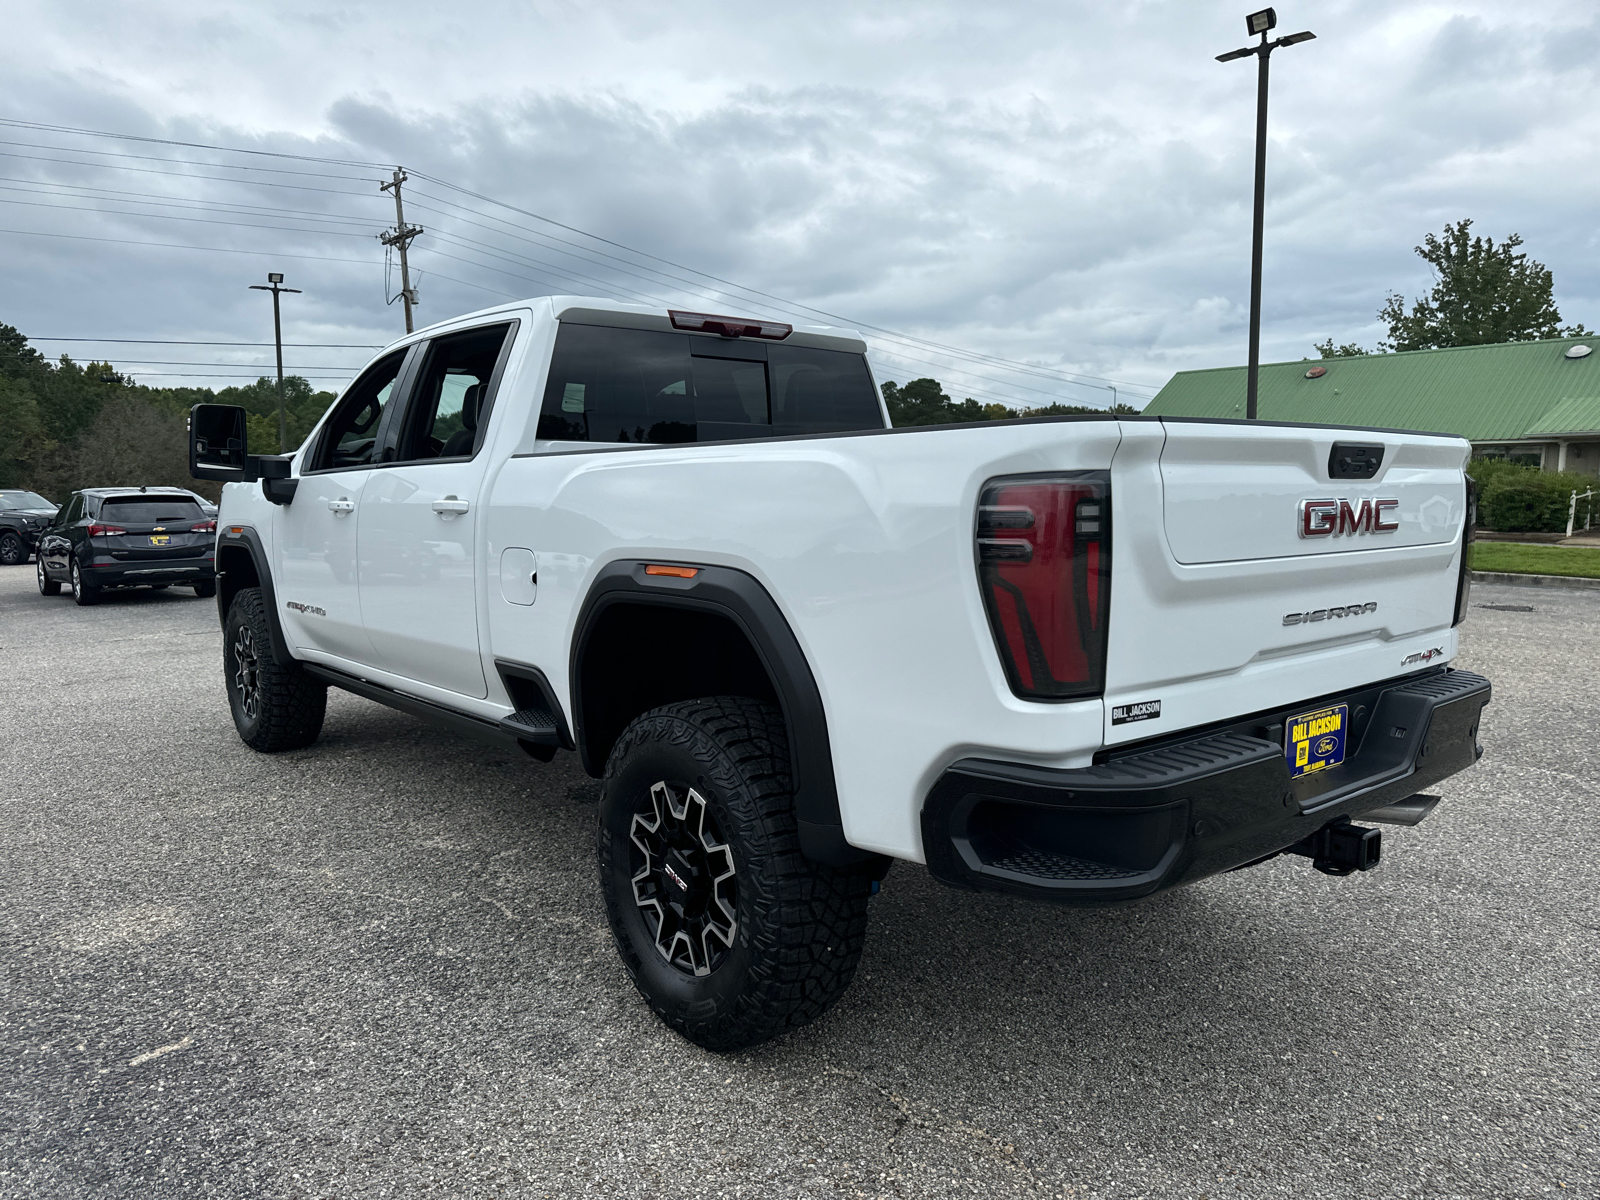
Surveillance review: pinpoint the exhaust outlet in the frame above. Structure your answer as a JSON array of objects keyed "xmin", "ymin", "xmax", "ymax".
[{"xmin": 1361, "ymin": 794, "xmax": 1441, "ymax": 827}]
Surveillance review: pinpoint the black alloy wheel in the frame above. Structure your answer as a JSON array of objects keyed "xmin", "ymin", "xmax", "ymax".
[
  {"xmin": 70, "ymin": 559, "xmax": 99, "ymax": 606},
  {"xmin": 598, "ymin": 696, "xmax": 874, "ymax": 1051},
  {"xmin": 37, "ymin": 555, "xmax": 60, "ymax": 596},
  {"xmin": 0, "ymin": 531, "xmax": 25, "ymax": 566},
  {"xmin": 629, "ymin": 780, "xmax": 739, "ymax": 977},
  {"xmin": 232, "ymin": 622, "xmax": 262, "ymax": 723}
]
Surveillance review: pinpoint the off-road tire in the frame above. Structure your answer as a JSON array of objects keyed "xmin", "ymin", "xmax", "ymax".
[
  {"xmin": 70, "ymin": 559, "xmax": 99, "ymax": 606},
  {"xmin": 37, "ymin": 556, "xmax": 60, "ymax": 596},
  {"xmin": 0, "ymin": 531, "xmax": 25, "ymax": 566},
  {"xmin": 224, "ymin": 586, "xmax": 326, "ymax": 752},
  {"xmin": 598, "ymin": 696, "xmax": 873, "ymax": 1052},
  {"xmin": 192, "ymin": 579, "xmax": 216, "ymax": 598}
]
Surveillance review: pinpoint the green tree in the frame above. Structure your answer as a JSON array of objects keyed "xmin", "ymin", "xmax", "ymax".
[
  {"xmin": 882, "ymin": 378, "xmax": 1137, "ymax": 425},
  {"xmin": 215, "ymin": 376, "xmax": 336, "ymax": 453},
  {"xmin": 0, "ymin": 375, "xmax": 53, "ymax": 489},
  {"xmin": 1378, "ymin": 219, "xmax": 1590, "ymax": 351},
  {"xmin": 1313, "ymin": 339, "xmax": 1368, "ymax": 358}
]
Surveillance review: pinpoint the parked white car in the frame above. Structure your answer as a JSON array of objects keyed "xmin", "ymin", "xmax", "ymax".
[{"xmin": 190, "ymin": 296, "xmax": 1491, "ymax": 1049}]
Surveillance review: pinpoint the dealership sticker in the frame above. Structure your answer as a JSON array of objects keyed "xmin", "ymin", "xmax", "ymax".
[{"xmin": 1112, "ymin": 699, "xmax": 1161, "ymax": 726}]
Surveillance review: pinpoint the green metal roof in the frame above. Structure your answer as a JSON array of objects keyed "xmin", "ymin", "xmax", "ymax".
[{"xmin": 1144, "ymin": 335, "xmax": 1600, "ymax": 441}]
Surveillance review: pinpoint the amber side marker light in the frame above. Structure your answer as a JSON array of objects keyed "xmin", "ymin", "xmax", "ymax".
[
  {"xmin": 228, "ymin": 526, "xmax": 244, "ymax": 534},
  {"xmin": 644, "ymin": 564, "xmax": 699, "ymax": 578}
]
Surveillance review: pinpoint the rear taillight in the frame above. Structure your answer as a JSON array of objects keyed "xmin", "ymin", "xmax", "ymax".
[
  {"xmin": 976, "ymin": 472, "xmax": 1111, "ymax": 700},
  {"xmin": 191, "ymin": 520, "xmax": 217, "ymax": 533},
  {"xmin": 1453, "ymin": 475, "xmax": 1477, "ymax": 627},
  {"xmin": 87, "ymin": 523, "xmax": 126, "ymax": 538}
]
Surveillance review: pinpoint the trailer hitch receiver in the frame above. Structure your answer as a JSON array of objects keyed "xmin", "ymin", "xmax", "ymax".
[{"xmin": 1288, "ymin": 818, "xmax": 1381, "ymax": 876}]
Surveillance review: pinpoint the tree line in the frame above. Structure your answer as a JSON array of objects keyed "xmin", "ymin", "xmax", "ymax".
[
  {"xmin": 1, "ymin": 320, "xmax": 1139, "ymax": 503},
  {"xmin": 0, "ymin": 323, "xmax": 336, "ymax": 503},
  {"xmin": 881, "ymin": 377, "xmax": 1138, "ymax": 425}
]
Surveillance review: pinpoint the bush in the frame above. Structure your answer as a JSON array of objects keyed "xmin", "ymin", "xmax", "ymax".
[{"xmin": 1471, "ymin": 459, "xmax": 1596, "ymax": 532}]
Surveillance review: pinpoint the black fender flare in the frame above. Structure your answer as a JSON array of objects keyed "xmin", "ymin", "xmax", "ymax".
[
  {"xmin": 571, "ymin": 560, "xmax": 875, "ymax": 868},
  {"xmin": 214, "ymin": 525, "xmax": 292, "ymax": 664}
]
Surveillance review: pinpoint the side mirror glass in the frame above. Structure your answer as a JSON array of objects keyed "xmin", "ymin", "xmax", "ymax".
[{"xmin": 189, "ymin": 404, "xmax": 252, "ymax": 481}]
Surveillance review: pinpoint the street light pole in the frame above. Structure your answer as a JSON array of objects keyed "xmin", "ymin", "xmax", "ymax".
[
  {"xmin": 1217, "ymin": 9, "xmax": 1316, "ymax": 420},
  {"xmin": 248, "ymin": 272, "xmax": 302, "ymax": 453}
]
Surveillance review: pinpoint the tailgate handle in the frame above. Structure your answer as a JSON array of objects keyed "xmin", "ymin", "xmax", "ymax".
[{"xmin": 1329, "ymin": 442, "xmax": 1384, "ymax": 480}]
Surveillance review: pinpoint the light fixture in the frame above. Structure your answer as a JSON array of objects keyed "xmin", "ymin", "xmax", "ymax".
[
  {"xmin": 1247, "ymin": 8, "xmax": 1276, "ymax": 34},
  {"xmin": 267, "ymin": 272, "xmax": 284, "ymax": 284}
]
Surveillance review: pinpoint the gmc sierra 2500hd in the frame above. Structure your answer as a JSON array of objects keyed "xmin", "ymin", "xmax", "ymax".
[{"xmin": 189, "ymin": 296, "xmax": 1491, "ymax": 1050}]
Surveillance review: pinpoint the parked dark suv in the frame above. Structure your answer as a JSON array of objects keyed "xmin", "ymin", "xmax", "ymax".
[
  {"xmin": 0, "ymin": 489, "xmax": 58, "ymax": 566},
  {"xmin": 36, "ymin": 487, "xmax": 217, "ymax": 605}
]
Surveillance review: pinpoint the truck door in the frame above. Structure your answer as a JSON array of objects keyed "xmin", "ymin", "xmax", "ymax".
[
  {"xmin": 275, "ymin": 347, "xmax": 413, "ymax": 666},
  {"xmin": 355, "ymin": 321, "xmax": 517, "ymax": 700}
]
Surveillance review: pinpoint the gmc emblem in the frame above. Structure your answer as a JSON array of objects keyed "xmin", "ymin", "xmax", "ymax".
[{"xmin": 1298, "ymin": 497, "xmax": 1399, "ymax": 539}]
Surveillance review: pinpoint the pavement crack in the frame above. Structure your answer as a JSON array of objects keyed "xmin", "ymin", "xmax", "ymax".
[{"xmin": 128, "ymin": 1034, "xmax": 194, "ymax": 1067}]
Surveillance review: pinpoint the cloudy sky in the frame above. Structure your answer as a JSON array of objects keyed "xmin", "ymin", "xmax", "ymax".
[{"xmin": 2, "ymin": 1, "xmax": 1596, "ymax": 408}]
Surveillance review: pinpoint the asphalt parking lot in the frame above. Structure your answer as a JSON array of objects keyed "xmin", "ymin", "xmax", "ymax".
[{"xmin": 1, "ymin": 567, "xmax": 1595, "ymax": 1200}]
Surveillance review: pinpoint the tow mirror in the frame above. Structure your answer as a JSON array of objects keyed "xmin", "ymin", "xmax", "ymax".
[
  {"xmin": 189, "ymin": 404, "xmax": 251, "ymax": 480},
  {"xmin": 189, "ymin": 404, "xmax": 298, "ymax": 505}
]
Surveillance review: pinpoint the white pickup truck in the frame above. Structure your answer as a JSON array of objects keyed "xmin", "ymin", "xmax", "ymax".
[{"xmin": 190, "ymin": 296, "xmax": 1491, "ymax": 1050}]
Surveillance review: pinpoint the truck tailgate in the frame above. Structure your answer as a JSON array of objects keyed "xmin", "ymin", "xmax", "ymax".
[{"xmin": 1102, "ymin": 420, "xmax": 1470, "ymax": 746}]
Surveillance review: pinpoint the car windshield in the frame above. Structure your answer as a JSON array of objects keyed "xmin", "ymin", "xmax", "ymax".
[
  {"xmin": 0, "ymin": 490, "xmax": 54, "ymax": 510},
  {"xmin": 100, "ymin": 496, "xmax": 205, "ymax": 523}
]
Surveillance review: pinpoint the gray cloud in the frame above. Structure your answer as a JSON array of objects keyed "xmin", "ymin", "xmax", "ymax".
[{"xmin": 0, "ymin": 1, "xmax": 1596, "ymax": 404}]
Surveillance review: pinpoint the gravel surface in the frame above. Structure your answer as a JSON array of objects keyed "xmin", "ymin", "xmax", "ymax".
[{"xmin": 1, "ymin": 568, "xmax": 1594, "ymax": 1199}]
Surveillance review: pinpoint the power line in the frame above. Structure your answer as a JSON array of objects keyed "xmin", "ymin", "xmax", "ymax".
[
  {"xmin": 0, "ymin": 116, "xmax": 1158, "ymax": 402},
  {"xmin": 0, "ymin": 118, "xmax": 394, "ymax": 170},
  {"xmin": 0, "ymin": 150, "xmax": 381, "ymax": 197},
  {"xmin": 0, "ymin": 136, "xmax": 385, "ymax": 182},
  {"xmin": 0, "ymin": 225, "xmax": 378, "ymax": 264},
  {"xmin": 0, "ymin": 194, "xmax": 380, "ymax": 239}
]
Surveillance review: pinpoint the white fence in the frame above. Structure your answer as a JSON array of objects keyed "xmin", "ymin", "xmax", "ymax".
[{"xmin": 1568, "ymin": 488, "xmax": 1597, "ymax": 538}]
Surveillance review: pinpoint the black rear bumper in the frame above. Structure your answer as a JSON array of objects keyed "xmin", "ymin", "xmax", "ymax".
[
  {"xmin": 85, "ymin": 557, "xmax": 215, "ymax": 587},
  {"xmin": 921, "ymin": 667, "xmax": 1491, "ymax": 904}
]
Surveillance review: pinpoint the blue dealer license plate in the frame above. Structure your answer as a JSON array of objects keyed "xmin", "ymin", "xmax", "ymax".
[{"xmin": 1286, "ymin": 703, "xmax": 1348, "ymax": 778}]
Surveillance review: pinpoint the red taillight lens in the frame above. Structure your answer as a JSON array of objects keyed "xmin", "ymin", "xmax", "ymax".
[
  {"xmin": 976, "ymin": 472, "xmax": 1111, "ymax": 700},
  {"xmin": 668, "ymin": 309, "xmax": 793, "ymax": 340},
  {"xmin": 191, "ymin": 520, "xmax": 217, "ymax": 533},
  {"xmin": 87, "ymin": 523, "xmax": 126, "ymax": 538}
]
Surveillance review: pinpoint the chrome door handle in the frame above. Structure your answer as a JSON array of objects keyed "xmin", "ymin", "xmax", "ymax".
[
  {"xmin": 432, "ymin": 496, "xmax": 470, "ymax": 516},
  {"xmin": 328, "ymin": 498, "xmax": 355, "ymax": 513}
]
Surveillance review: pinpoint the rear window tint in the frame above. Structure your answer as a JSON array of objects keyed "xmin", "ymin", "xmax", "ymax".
[
  {"xmin": 536, "ymin": 324, "xmax": 883, "ymax": 444},
  {"xmin": 99, "ymin": 497, "xmax": 204, "ymax": 522}
]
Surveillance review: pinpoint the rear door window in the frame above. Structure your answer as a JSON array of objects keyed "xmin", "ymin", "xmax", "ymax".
[
  {"xmin": 393, "ymin": 323, "xmax": 514, "ymax": 462},
  {"xmin": 536, "ymin": 324, "xmax": 883, "ymax": 444}
]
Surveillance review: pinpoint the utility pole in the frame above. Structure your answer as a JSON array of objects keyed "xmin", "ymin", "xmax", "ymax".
[
  {"xmin": 1217, "ymin": 9, "xmax": 1316, "ymax": 419},
  {"xmin": 248, "ymin": 272, "xmax": 301, "ymax": 453},
  {"xmin": 379, "ymin": 168, "xmax": 423, "ymax": 333}
]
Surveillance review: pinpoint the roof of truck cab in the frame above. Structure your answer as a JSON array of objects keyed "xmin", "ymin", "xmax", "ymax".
[
  {"xmin": 391, "ymin": 296, "xmax": 867, "ymax": 353},
  {"xmin": 1144, "ymin": 335, "xmax": 1600, "ymax": 442}
]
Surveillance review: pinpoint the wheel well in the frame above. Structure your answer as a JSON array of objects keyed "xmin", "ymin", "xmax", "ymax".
[
  {"xmin": 576, "ymin": 602, "xmax": 780, "ymax": 775},
  {"xmin": 216, "ymin": 543, "xmax": 259, "ymax": 623}
]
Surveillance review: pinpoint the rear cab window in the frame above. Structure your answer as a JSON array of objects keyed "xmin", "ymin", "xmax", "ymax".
[{"xmin": 536, "ymin": 324, "xmax": 884, "ymax": 445}]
